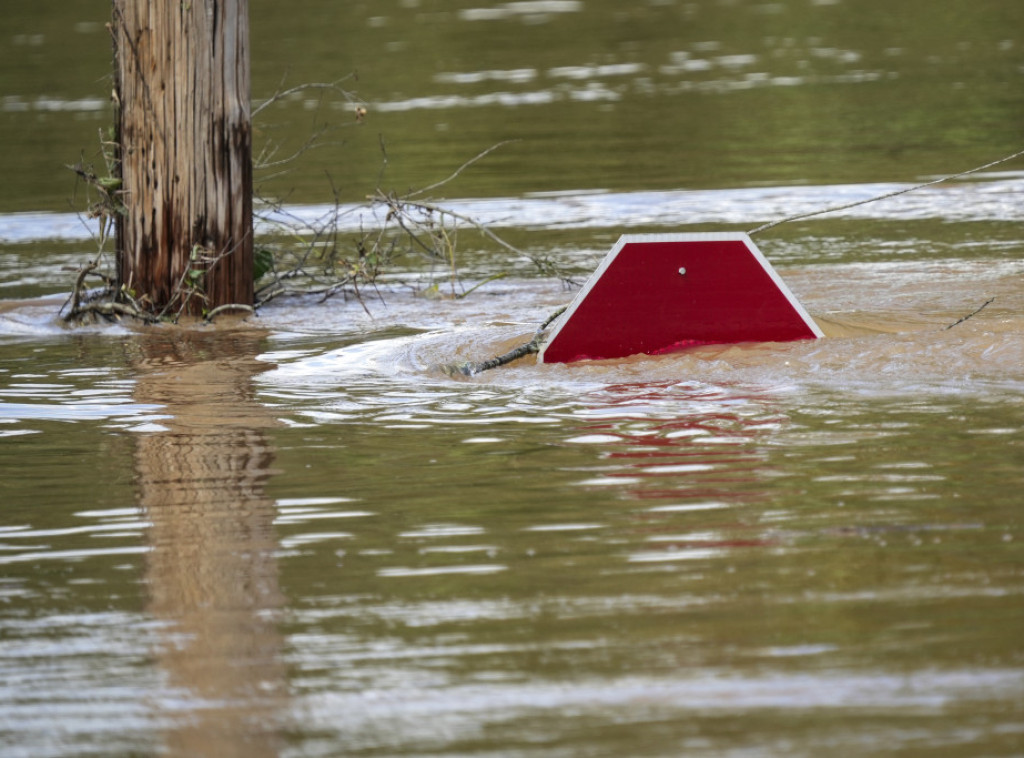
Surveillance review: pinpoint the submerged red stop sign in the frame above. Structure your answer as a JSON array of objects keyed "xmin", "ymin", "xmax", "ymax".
[{"xmin": 538, "ymin": 233, "xmax": 822, "ymax": 364}]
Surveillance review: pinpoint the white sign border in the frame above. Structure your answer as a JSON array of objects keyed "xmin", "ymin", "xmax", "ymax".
[{"xmin": 537, "ymin": 232, "xmax": 823, "ymax": 363}]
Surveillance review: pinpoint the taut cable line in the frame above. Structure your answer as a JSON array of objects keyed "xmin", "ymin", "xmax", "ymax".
[{"xmin": 747, "ymin": 147, "xmax": 1024, "ymax": 236}]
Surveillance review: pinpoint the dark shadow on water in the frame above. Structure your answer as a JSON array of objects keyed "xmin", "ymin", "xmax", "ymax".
[{"xmin": 131, "ymin": 328, "xmax": 285, "ymax": 757}]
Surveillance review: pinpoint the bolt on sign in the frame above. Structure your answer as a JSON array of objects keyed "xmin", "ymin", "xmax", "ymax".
[{"xmin": 538, "ymin": 233, "xmax": 823, "ymax": 364}]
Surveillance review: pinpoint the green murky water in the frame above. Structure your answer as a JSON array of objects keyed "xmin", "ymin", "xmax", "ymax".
[{"xmin": 2, "ymin": 1, "xmax": 1023, "ymax": 756}]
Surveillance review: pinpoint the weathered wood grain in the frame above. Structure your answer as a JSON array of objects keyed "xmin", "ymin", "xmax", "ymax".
[{"xmin": 113, "ymin": 0, "xmax": 253, "ymax": 315}]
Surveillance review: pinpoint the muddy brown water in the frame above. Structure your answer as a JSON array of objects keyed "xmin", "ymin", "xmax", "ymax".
[{"xmin": 2, "ymin": 1, "xmax": 1024, "ymax": 755}]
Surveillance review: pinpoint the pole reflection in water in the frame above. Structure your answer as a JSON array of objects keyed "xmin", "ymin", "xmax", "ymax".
[{"xmin": 131, "ymin": 329, "xmax": 285, "ymax": 757}]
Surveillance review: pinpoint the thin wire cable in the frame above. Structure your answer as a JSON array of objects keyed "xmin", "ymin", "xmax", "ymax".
[{"xmin": 747, "ymin": 147, "xmax": 1024, "ymax": 236}]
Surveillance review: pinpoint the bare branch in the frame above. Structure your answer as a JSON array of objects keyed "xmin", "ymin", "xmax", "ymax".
[
  {"xmin": 407, "ymin": 140, "xmax": 519, "ymax": 199},
  {"xmin": 252, "ymin": 79, "xmax": 360, "ymax": 119},
  {"xmin": 443, "ymin": 306, "xmax": 567, "ymax": 376}
]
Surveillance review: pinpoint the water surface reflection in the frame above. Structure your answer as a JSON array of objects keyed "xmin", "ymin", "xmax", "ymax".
[{"xmin": 132, "ymin": 330, "xmax": 286, "ymax": 757}]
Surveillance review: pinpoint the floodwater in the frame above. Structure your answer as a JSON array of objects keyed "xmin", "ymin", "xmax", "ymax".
[{"xmin": 2, "ymin": 1, "xmax": 1024, "ymax": 756}]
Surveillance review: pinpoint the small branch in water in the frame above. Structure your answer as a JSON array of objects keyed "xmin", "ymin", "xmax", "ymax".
[
  {"xmin": 204, "ymin": 303, "xmax": 256, "ymax": 323},
  {"xmin": 443, "ymin": 305, "xmax": 567, "ymax": 376},
  {"xmin": 61, "ymin": 261, "xmax": 99, "ymax": 320},
  {"xmin": 943, "ymin": 297, "xmax": 995, "ymax": 330},
  {"xmin": 458, "ymin": 272, "xmax": 508, "ymax": 299},
  {"xmin": 446, "ymin": 338, "xmax": 541, "ymax": 377}
]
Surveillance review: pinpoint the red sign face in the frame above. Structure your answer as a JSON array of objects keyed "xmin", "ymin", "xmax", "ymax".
[{"xmin": 538, "ymin": 233, "xmax": 822, "ymax": 364}]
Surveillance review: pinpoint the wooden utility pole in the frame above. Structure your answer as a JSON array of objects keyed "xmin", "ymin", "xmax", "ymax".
[{"xmin": 112, "ymin": 0, "xmax": 253, "ymax": 317}]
